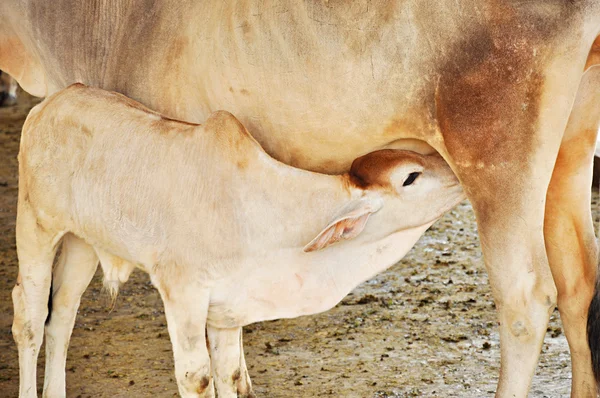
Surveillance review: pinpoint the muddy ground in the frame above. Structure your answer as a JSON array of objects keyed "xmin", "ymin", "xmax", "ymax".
[{"xmin": 0, "ymin": 93, "xmax": 596, "ymax": 397}]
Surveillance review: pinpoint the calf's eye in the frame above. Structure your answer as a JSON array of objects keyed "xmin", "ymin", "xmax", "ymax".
[{"xmin": 403, "ymin": 172, "xmax": 421, "ymax": 186}]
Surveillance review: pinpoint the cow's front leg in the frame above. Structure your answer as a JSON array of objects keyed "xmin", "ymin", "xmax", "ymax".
[
  {"xmin": 445, "ymin": 125, "xmax": 560, "ymax": 397},
  {"xmin": 153, "ymin": 276, "xmax": 214, "ymax": 398},
  {"xmin": 473, "ymin": 195, "xmax": 557, "ymax": 397},
  {"xmin": 444, "ymin": 131, "xmax": 559, "ymax": 396},
  {"xmin": 207, "ymin": 326, "xmax": 254, "ymax": 398},
  {"xmin": 435, "ymin": 30, "xmax": 590, "ymax": 395}
]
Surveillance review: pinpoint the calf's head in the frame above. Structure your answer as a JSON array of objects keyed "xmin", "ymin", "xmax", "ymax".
[{"xmin": 304, "ymin": 149, "xmax": 464, "ymax": 252}]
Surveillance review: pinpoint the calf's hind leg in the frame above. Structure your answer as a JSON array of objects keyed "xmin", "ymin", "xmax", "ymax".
[
  {"xmin": 153, "ymin": 274, "xmax": 214, "ymax": 397},
  {"xmin": 207, "ymin": 326, "xmax": 254, "ymax": 398},
  {"xmin": 13, "ymin": 199, "xmax": 63, "ymax": 398},
  {"xmin": 43, "ymin": 234, "xmax": 98, "ymax": 397}
]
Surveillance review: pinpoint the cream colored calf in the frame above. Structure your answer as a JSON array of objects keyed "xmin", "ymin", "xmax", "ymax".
[{"xmin": 13, "ymin": 84, "xmax": 464, "ymax": 398}]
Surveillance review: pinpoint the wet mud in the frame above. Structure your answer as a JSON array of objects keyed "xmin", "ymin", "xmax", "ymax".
[{"xmin": 0, "ymin": 93, "xmax": 595, "ymax": 397}]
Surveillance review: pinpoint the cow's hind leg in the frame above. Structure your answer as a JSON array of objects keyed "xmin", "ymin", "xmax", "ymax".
[
  {"xmin": 42, "ymin": 234, "xmax": 98, "ymax": 397},
  {"xmin": 153, "ymin": 274, "xmax": 214, "ymax": 397},
  {"xmin": 13, "ymin": 200, "xmax": 63, "ymax": 398},
  {"xmin": 546, "ymin": 67, "xmax": 600, "ymax": 397},
  {"xmin": 207, "ymin": 326, "xmax": 254, "ymax": 398}
]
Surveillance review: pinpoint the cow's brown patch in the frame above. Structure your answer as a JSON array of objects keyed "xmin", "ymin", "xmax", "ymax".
[
  {"xmin": 431, "ymin": 0, "xmax": 587, "ymax": 211},
  {"xmin": 438, "ymin": 27, "xmax": 541, "ymax": 165},
  {"xmin": 436, "ymin": 0, "xmax": 586, "ymax": 161}
]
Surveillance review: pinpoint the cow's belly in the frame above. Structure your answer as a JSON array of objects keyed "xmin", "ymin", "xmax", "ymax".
[
  {"xmin": 188, "ymin": 87, "xmax": 437, "ymax": 173},
  {"xmin": 168, "ymin": 73, "xmax": 439, "ymax": 174},
  {"xmin": 13, "ymin": 0, "xmax": 451, "ymax": 172},
  {"xmin": 174, "ymin": 12, "xmax": 440, "ymax": 173},
  {"xmin": 50, "ymin": 2, "xmax": 443, "ymax": 174}
]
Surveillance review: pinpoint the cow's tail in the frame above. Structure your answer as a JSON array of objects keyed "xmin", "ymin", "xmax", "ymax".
[{"xmin": 587, "ymin": 259, "xmax": 600, "ymax": 386}]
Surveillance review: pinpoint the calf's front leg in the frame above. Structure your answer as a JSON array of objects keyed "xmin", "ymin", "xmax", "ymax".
[
  {"xmin": 207, "ymin": 326, "xmax": 254, "ymax": 398},
  {"xmin": 153, "ymin": 275, "xmax": 214, "ymax": 398}
]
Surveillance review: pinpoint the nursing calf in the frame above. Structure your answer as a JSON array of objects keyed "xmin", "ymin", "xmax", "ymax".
[{"xmin": 13, "ymin": 84, "xmax": 464, "ymax": 397}]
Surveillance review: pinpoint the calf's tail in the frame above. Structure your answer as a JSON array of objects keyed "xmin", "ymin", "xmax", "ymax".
[{"xmin": 45, "ymin": 278, "xmax": 53, "ymax": 324}]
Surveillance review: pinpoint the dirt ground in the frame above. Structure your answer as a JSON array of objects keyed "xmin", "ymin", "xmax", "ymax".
[{"xmin": 0, "ymin": 93, "xmax": 596, "ymax": 397}]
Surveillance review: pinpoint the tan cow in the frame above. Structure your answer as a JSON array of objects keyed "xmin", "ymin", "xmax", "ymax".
[
  {"xmin": 13, "ymin": 84, "xmax": 464, "ymax": 397},
  {"xmin": 2, "ymin": 1, "xmax": 600, "ymax": 397}
]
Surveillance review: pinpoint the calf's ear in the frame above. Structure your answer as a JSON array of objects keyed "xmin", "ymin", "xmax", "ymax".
[{"xmin": 303, "ymin": 196, "xmax": 383, "ymax": 252}]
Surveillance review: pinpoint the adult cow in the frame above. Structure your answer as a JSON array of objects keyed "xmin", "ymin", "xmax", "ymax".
[{"xmin": 1, "ymin": 1, "xmax": 599, "ymax": 397}]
